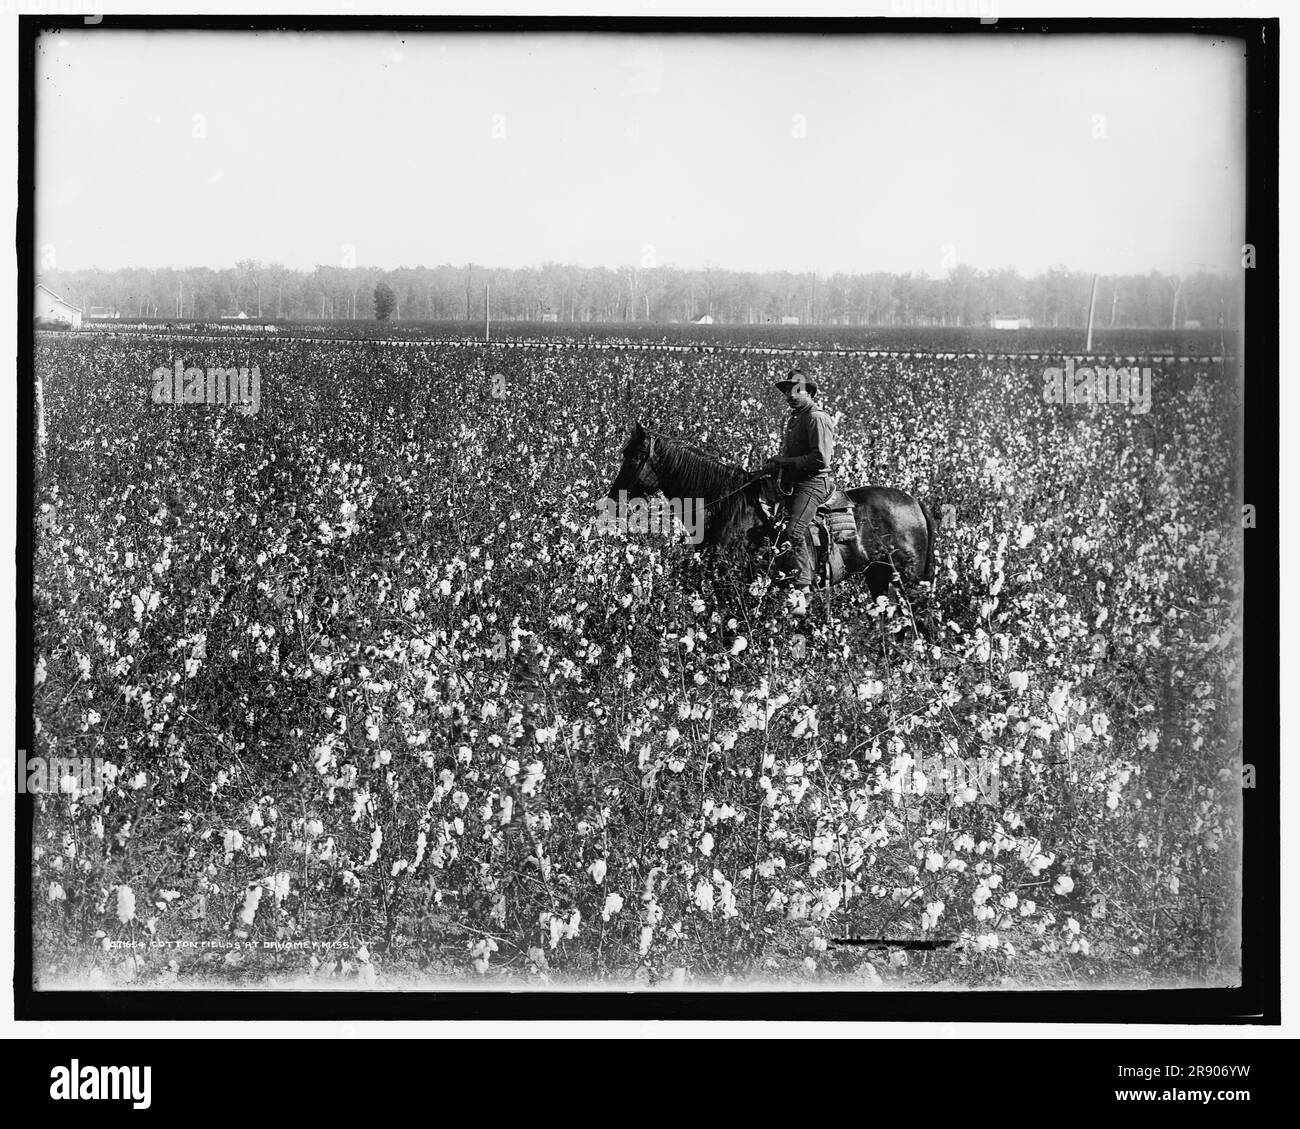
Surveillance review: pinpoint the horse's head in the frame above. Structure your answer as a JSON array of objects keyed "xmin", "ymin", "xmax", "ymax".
[{"xmin": 606, "ymin": 421, "xmax": 659, "ymax": 501}]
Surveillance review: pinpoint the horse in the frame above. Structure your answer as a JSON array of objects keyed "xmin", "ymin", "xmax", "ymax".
[{"xmin": 605, "ymin": 421, "xmax": 937, "ymax": 603}]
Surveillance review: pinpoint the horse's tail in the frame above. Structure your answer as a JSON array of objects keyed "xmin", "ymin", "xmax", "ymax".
[{"xmin": 920, "ymin": 499, "xmax": 938, "ymax": 586}]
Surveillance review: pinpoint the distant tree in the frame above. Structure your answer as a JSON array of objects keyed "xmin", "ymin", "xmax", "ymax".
[
  {"xmin": 236, "ymin": 259, "xmax": 263, "ymax": 318},
  {"xmin": 35, "ymin": 261, "xmax": 1241, "ymax": 330}
]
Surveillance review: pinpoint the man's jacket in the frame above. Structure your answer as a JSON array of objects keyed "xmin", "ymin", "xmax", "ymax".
[{"xmin": 780, "ymin": 404, "xmax": 836, "ymax": 483}]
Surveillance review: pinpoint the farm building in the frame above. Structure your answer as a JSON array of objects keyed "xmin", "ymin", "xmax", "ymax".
[
  {"xmin": 88, "ymin": 305, "xmax": 119, "ymax": 319},
  {"xmin": 34, "ymin": 283, "xmax": 82, "ymax": 329},
  {"xmin": 692, "ymin": 314, "xmax": 715, "ymax": 325},
  {"xmin": 991, "ymin": 313, "xmax": 1032, "ymax": 329},
  {"xmin": 780, "ymin": 315, "xmax": 799, "ymax": 326},
  {"xmin": 541, "ymin": 308, "xmax": 559, "ymax": 323}
]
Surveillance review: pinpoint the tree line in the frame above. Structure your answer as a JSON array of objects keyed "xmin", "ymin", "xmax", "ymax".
[{"xmin": 39, "ymin": 259, "xmax": 1239, "ymax": 329}]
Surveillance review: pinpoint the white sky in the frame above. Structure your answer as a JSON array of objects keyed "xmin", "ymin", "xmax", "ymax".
[{"xmin": 34, "ymin": 29, "xmax": 1246, "ymax": 276}]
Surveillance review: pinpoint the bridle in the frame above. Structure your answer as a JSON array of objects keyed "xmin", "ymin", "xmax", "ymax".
[{"xmin": 632, "ymin": 434, "xmax": 660, "ymax": 493}]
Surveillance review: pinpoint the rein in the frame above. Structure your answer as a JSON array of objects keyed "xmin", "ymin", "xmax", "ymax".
[{"xmin": 704, "ymin": 472, "xmax": 772, "ymax": 510}]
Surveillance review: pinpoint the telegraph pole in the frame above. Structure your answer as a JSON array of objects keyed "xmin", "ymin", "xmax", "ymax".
[
  {"xmin": 1084, "ymin": 273, "xmax": 1099, "ymax": 353},
  {"xmin": 1171, "ymin": 276, "xmax": 1185, "ymax": 330}
]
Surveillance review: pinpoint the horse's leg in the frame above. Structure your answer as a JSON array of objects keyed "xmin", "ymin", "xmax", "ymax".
[
  {"xmin": 864, "ymin": 562, "xmax": 892, "ymax": 600},
  {"xmin": 864, "ymin": 554, "xmax": 927, "ymax": 649},
  {"xmin": 894, "ymin": 512, "xmax": 938, "ymax": 643},
  {"xmin": 894, "ymin": 579, "xmax": 932, "ymax": 644}
]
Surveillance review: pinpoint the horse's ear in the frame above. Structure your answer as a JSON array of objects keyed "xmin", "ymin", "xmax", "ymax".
[{"xmin": 633, "ymin": 420, "xmax": 645, "ymax": 439}]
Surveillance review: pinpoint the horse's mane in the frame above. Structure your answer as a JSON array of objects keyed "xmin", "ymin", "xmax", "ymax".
[{"xmin": 647, "ymin": 430, "xmax": 750, "ymax": 502}]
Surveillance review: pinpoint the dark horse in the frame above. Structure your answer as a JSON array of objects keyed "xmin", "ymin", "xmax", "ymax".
[{"xmin": 606, "ymin": 422, "xmax": 936, "ymax": 601}]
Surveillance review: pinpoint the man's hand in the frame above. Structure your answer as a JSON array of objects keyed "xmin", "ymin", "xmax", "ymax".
[{"xmin": 760, "ymin": 457, "xmax": 786, "ymax": 475}]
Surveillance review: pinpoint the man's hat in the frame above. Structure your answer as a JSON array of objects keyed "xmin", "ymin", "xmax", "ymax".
[{"xmin": 774, "ymin": 366, "xmax": 819, "ymax": 397}]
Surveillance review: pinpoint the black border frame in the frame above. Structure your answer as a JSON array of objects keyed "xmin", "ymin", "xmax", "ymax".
[{"xmin": 14, "ymin": 12, "xmax": 1280, "ymax": 1025}]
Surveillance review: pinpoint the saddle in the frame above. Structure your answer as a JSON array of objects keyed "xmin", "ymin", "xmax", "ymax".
[
  {"xmin": 808, "ymin": 490, "xmax": 858, "ymax": 553},
  {"xmin": 811, "ymin": 493, "xmax": 857, "ymax": 543},
  {"xmin": 818, "ymin": 488, "xmax": 854, "ymax": 519}
]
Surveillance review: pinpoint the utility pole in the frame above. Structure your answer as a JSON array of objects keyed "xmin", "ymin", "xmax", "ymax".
[
  {"xmin": 486, "ymin": 281, "xmax": 491, "ymax": 343},
  {"xmin": 1084, "ymin": 273, "xmax": 1099, "ymax": 353}
]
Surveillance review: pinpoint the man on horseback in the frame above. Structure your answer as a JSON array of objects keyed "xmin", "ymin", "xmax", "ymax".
[{"xmin": 761, "ymin": 366, "xmax": 836, "ymax": 615}]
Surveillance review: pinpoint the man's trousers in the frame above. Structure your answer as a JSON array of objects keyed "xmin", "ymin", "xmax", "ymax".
[{"xmin": 775, "ymin": 476, "xmax": 834, "ymax": 587}]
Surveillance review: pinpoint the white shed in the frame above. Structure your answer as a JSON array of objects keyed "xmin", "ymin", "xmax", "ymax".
[
  {"xmin": 35, "ymin": 283, "xmax": 82, "ymax": 329},
  {"xmin": 991, "ymin": 313, "xmax": 1031, "ymax": 330}
]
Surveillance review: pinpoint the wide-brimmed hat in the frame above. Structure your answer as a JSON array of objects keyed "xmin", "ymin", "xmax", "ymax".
[{"xmin": 774, "ymin": 367, "xmax": 819, "ymax": 397}]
